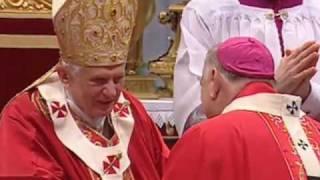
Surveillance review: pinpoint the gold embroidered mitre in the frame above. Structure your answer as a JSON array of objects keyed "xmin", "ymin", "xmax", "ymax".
[{"xmin": 53, "ymin": 0, "xmax": 138, "ymax": 66}]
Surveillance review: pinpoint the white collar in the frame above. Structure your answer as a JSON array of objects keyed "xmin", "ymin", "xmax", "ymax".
[
  {"xmin": 223, "ymin": 93, "xmax": 305, "ymax": 117},
  {"xmin": 222, "ymin": 93, "xmax": 320, "ymax": 177}
]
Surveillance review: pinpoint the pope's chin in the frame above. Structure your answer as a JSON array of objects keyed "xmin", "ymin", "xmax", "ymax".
[{"xmin": 93, "ymin": 101, "xmax": 115, "ymax": 116}]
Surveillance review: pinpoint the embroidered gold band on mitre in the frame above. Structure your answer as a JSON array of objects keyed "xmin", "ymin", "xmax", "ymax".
[{"xmin": 53, "ymin": 0, "xmax": 138, "ymax": 67}]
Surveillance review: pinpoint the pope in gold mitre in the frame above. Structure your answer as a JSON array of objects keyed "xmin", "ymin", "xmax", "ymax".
[{"xmin": 0, "ymin": 0, "xmax": 169, "ymax": 179}]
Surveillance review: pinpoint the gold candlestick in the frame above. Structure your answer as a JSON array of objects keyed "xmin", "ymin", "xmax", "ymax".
[{"xmin": 149, "ymin": 2, "xmax": 187, "ymax": 98}]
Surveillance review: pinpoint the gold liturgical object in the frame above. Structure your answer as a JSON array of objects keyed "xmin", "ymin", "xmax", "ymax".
[
  {"xmin": 124, "ymin": 0, "xmax": 160, "ymax": 99},
  {"xmin": 149, "ymin": 1, "xmax": 187, "ymax": 98}
]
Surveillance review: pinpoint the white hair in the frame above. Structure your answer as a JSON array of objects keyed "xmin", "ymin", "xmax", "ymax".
[
  {"xmin": 204, "ymin": 47, "xmax": 241, "ymax": 81},
  {"xmin": 60, "ymin": 60, "xmax": 82, "ymax": 75}
]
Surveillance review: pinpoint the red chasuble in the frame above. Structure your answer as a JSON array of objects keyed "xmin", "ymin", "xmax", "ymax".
[
  {"xmin": 164, "ymin": 82, "xmax": 320, "ymax": 180},
  {"xmin": 0, "ymin": 87, "xmax": 169, "ymax": 179}
]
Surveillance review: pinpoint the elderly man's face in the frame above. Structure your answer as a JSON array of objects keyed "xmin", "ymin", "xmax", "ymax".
[{"xmin": 65, "ymin": 64, "xmax": 125, "ymax": 119}]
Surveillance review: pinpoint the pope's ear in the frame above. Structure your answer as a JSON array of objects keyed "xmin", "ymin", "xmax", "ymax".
[{"xmin": 56, "ymin": 65, "xmax": 70, "ymax": 85}]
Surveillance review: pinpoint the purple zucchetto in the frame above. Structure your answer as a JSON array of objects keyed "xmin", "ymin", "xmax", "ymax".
[{"xmin": 216, "ymin": 37, "xmax": 275, "ymax": 79}]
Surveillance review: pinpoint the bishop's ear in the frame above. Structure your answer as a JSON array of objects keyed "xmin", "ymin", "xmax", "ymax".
[{"xmin": 208, "ymin": 68, "xmax": 221, "ymax": 100}]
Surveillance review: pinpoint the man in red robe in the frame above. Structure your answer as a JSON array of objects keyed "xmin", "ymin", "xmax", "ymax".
[
  {"xmin": 164, "ymin": 37, "xmax": 320, "ymax": 180},
  {"xmin": 0, "ymin": 0, "xmax": 169, "ymax": 179}
]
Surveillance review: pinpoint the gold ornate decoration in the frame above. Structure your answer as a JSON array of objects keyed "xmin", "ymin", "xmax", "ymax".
[
  {"xmin": 124, "ymin": 0, "xmax": 159, "ymax": 99},
  {"xmin": 126, "ymin": 0, "xmax": 155, "ymax": 75},
  {"xmin": 0, "ymin": 34, "xmax": 58, "ymax": 48},
  {"xmin": 149, "ymin": 2, "xmax": 186, "ymax": 97},
  {"xmin": 125, "ymin": 75, "xmax": 159, "ymax": 99},
  {"xmin": 53, "ymin": 0, "xmax": 138, "ymax": 67},
  {"xmin": 0, "ymin": 0, "xmax": 51, "ymax": 14}
]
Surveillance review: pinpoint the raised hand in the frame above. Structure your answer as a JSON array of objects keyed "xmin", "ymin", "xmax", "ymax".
[{"xmin": 275, "ymin": 41, "xmax": 320, "ymax": 100}]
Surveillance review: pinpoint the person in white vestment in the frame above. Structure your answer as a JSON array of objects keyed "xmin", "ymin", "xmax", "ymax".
[{"xmin": 174, "ymin": 0, "xmax": 320, "ymax": 135}]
